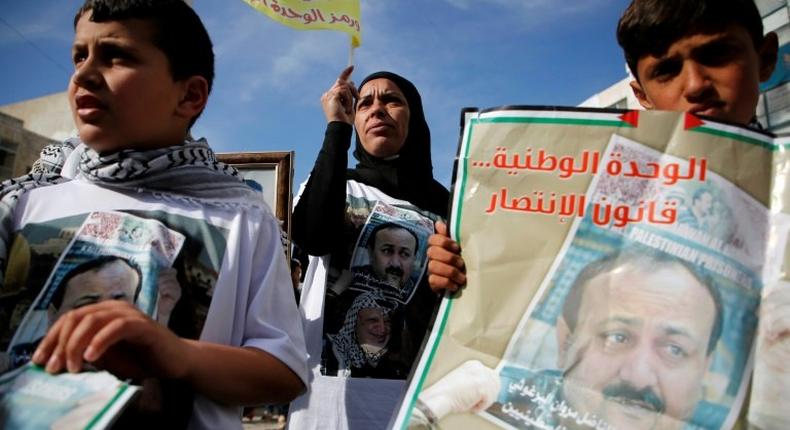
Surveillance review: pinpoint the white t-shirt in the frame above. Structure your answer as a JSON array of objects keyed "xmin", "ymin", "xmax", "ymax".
[
  {"xmin": 288, "ymin": 180, "xmax": 439, "ymax": 430},
  {"xmin": 4, "ymin": 179, "xmax": 308, "ymax": 430}
]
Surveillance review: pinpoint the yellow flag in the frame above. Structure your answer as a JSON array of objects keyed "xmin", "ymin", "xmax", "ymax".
[{"xmin": 243, "ymin": 0, "xmax": 361, "ymax": 47}]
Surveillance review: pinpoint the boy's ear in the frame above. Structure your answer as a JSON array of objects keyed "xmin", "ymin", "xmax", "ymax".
[
  {"xmin": 175, "ymin": 76, "xmax": 209, "ymax": 120},
  {"xmin": 758, "ymin": 32, "xmax": 779, "ymax": 83},
  {"xmin": 630, "ymin": 79, "xmax": 654, "ymax": 110}
]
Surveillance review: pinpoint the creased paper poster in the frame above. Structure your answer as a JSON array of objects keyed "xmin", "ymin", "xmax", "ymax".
[
  {"xmin": 6, "ymin": 211, "xmax": 185, "ymax": 369},
  {"xmin": 393, "ymin": 108, "xmax": 790, "ymax": 430}
]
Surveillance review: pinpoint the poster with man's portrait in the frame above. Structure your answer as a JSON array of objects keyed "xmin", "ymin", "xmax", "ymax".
[
  {"xmin": 348, "ymin": 201, "xmax": 434, "ymax": 304},
  {"xmin": 481, "ymin": 134, "xmax": 769, "ymax": 430},
  {"xmin": 5, "ymin": 212, "xmax": 186, "ymax": 369},
  {"xmin": 486, "ymin": 225, "xmax": 759, "ymax": 430},
  {"xmin": 0, "ymin": 208, "xmax": 234, "ymax": 427},
  {"xmin": 393, "ymin": 108, "xmax": 788, "ymax": 430},
  {"xmin": 0, "ymin": 209, "xmax": 231, "ymax": 377},
  {"xmin": 319, "ymin": 200, "xmax": 435, "ymax": 379}
]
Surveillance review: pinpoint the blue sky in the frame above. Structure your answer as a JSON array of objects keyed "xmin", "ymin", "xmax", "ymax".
[{"xmin": 0, "ymin": 0, "xmax": 632, "ymax": 187}]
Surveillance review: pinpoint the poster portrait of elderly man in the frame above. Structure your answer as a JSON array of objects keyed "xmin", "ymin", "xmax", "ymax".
[
  {"xmin": 555, "ymin": 250, "xmax": 722, "ymax": 429},
  {"xmin": 484, "ymin": 248, "xmax": 726, "ymax": 430},
  {"xmin": 322, "ymin": 290, "xmax": 407, "ymax": 379},
  {"xmin": 413, "ymin": 248, "xmax": 733, "ymax": 429},
  {"xmin": 9, "ymin": 255, "xmax": 143, "ymax": 369},
  {"xmin": 47, "ymin": 255, "xmax": 143, "ymax": 321},
  {"xmin": 46, "ymin": 255, "xmax": 182, "ymax": 326}
]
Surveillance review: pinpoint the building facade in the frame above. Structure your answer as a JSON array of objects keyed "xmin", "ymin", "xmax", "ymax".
[
  {"xmin": 0, "ymin": 111, "xmax": 56, "ymax": 179},
  {"xmin": 0, "ymin": 92, "xmax": 71, "ymax": 180}
]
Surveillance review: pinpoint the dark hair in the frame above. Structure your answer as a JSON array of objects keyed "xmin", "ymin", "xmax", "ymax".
[
  {"xmin": 50, "ymin": 255, "xmax": 143, "ymax": 310},
  {"xmin": 617, "ymin": 0, "xmax": 764, "ymax": 79},
  {"xmin": 561, "ymin": 247, "xmax": 724, "ymax": 355},
  {"xmin": 367, "ymin": 222, "xmax": 419, "ymax": 255},
  {"xmin": 74, "ymin": 0, "xmax": 214, "ymax": 126}
]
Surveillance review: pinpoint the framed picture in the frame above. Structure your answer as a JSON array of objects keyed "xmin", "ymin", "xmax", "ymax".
[{"xmin": 217, "ymin": 151, "xmax": 294, "ymax": 261}]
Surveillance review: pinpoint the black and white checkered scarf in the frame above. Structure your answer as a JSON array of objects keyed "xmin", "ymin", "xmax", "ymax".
[
  {"xmin": 328, "ymin": 290, "xmax": 398, "ymax": 370},
  {"xmin": 0, "ymin": 138, "xmax": 260, "ymax": 283}
]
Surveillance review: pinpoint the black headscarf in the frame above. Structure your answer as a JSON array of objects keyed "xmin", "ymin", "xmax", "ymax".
[{"xmin": 348, "ymin": 71, "xmax": 449, "ymax": 218}]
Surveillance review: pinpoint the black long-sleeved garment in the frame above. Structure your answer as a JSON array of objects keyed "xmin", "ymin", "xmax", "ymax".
[{"xmin": 291, "ymin": 122, "xmax": 354, "ymax": 256}]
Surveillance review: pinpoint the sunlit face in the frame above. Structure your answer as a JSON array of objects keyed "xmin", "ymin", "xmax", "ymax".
[
  {"xmin": 69, "ymin": 12, "xmax": 189, "ymax": 152},
  {"xmin": 631, "ymin": 25, "xmax": 776, "ymax": 125},
  {"xmin": 559, "ymin": 263, "xmax": 716, "ymax": 430},
  {"xmin": 57, "ymin": 259, "xmax": 140, "ymax": 318},
  {"xmin": 355, "ymin": 307, "xmax": 391, "ymax": 351},
  {"xmin": 370, "ymin": 227, "xmax": 417, "ymax": 289},
  {"xmin": 354, "ymin": 78, "xmax": 410, "ymax": 158}
]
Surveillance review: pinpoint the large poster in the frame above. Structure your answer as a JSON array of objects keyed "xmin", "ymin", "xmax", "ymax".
[{"xmin": 393, "ymin": 108, "xmax": 790, "ymax": 429}]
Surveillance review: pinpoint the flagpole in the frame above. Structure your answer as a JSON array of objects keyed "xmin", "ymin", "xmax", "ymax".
[{"xmin": 348, "ymin": 36, "xmax": 355, "ymax": 67}]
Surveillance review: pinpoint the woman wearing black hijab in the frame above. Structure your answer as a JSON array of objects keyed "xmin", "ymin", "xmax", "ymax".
[{"xmin": 288, "ymin": 67, "xmax": 449, "ymax": 429}]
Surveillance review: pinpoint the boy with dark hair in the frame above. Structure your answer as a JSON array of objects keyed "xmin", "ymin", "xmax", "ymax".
[
  {"xmin": 618, "ymin": 0, "xmax": 777, "ymax": 126},
  {"xmin": 0, "ymin": 0, "xmax": 306, "ymax": 428},
  {"xmin": 73, "ymin": 0, "xmax": 214, "ymax": 127},
  {"xmin": 427, "ymin": 0, "xmax": 781, "ymax": 293}
]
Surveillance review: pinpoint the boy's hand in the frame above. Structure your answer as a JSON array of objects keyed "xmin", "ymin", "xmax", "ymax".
[
  {"xmin": 31, "ymin": 300, "xmax": 303, "ymax": 405},
  {"xmin": 427, "ymin": 221, "xmax": 466, "ymax": 294},
  {"xmin": 32, "ymin": 300, "xmax": 189, "ymax": 380},
  {"xmin": 321, "ymin": 65, "xmax": 358, "ymax": 124}
]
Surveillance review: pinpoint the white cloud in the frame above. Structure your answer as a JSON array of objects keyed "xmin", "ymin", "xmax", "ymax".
[
  {"xmin": 443, "ymin": 0, "xmax": 601, "ymax": 20},
  {"xmin": 209, "ymin": 12, "xmax": 266, "ymax": 58},
  {"xmin": 270, "ymin": 34, "xmax": 347, "ymax": 86},
  {"xmin": 205, "ymin": 4, "xmax": 353, "ymax": 104}
]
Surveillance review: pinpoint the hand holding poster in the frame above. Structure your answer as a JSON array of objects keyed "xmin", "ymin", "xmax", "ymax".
[{"xmin": 393, "ymin": 108, "xmax": 790, "ymax": 429}]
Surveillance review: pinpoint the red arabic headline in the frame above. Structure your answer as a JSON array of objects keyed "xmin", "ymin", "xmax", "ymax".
[
  {"xmin": 478, "ymin": 147, "xmax": 708, "ymax": 228},
  {"xmin": 474, "ymin": 147, "xmax": 706, "ymax": 184}
]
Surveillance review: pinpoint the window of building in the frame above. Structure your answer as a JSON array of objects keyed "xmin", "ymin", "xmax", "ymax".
[{"xmin": 0, "ymin": 138, "xmax": 17, "ymax": 179}]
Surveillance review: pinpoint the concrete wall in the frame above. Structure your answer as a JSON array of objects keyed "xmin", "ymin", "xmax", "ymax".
[
  {"xmin": 0, "ymin": 111, "xmax": 56, "ymax": 179},
  {"xmin": 0, "ymin": 92, "xmax": 75, "ymax": 143}
]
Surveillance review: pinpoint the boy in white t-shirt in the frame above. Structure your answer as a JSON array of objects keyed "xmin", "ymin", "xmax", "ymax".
[{"xmin": 0, "ymin": 0, "xmax": 307, "ymax": 428}]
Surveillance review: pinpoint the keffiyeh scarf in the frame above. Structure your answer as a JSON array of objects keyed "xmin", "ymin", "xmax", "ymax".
[
  {"xmin": 329, "ymin": 290, "xmax": 397, "ymax": 370},
  {"xmin": 0, "ymin": 138, "xmax": 260, "ymax": 283}
]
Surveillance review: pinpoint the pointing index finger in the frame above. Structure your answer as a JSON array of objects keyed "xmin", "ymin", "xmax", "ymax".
[{"xmin": 338, "ymin": 65, "xmax": 354, "ymax": 83}]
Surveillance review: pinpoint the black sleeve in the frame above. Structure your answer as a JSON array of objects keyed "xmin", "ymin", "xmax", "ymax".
[{"xmin": 292, "ymin": 121, "xmax": 353, "ymax": 256}]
